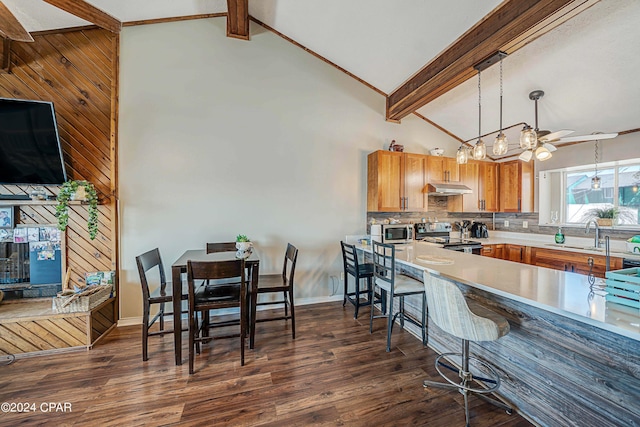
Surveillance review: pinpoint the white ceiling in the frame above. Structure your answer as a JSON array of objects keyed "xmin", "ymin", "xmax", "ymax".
[{"xmin": 3, "ymin": 0, "xmax": 639, "ymax": 148}]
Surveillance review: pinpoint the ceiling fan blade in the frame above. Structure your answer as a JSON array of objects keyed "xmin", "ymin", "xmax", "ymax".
[
  {"xmin": 542, "ymin": 142, "xmax": 557, "ymax": 152},
  {"xmin": 0, "ymin": 3, "xmax": 34, "ymax": 42},
  {"xmin": 519, "ymin": 150, "xmax": 533, "ymax": 162},
  {"xmin": 539, "ymin": 129, "xmax": 574, "ymax": 142},
  {"xmin": 555, "ymin": 132, "xmax": 619, "ymax": 144}
]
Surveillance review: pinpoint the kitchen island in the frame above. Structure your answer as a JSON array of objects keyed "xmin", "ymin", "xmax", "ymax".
[{"xmin": 357, "ymin": 242, "xmax": 639, "ymax": 427}]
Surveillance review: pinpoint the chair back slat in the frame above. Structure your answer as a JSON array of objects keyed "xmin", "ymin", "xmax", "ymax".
[
  {"xmin": 206, "ymin": 242, "xmax": 237, "ymax": 254},
  {"xmin": 136, "ymin": 248, "xmax": 167, "ymax": 299}
]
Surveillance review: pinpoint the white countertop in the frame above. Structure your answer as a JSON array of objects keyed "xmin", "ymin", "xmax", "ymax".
[
  {"xmin": 468, "ymin": 231, "xmax": 640, "ymax": 261},
  {"xmin": 358, "ymin": 241, "xmax": 640, "ymax": 341}
]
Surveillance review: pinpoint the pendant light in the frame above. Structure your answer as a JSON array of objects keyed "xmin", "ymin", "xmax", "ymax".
[
  {"xmin": 591, "ymin": 139, "xmax": 601, "ymax": 189},
  {"xmin": 456, "ymin": 145, "xmax": 468, "ymax": 164},
  {"xmin": 472, "ymin": 70, "xmax": 486, "ymax": 160},
  {"xmin": 493, "ymin": 56, "xmax": 508, "ymax": 156}
]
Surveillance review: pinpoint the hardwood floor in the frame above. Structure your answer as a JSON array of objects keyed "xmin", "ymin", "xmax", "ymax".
[{"xmin": 0, "ymin": 302, "xmax": 532, "ymax": 426}]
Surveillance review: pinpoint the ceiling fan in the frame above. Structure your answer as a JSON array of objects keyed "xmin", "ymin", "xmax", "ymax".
[{"xmin": 518, "ymin": 90, "xmax": 618, "ymax": 162}]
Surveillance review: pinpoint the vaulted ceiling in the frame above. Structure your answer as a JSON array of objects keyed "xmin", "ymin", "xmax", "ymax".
[{"xmin": 2, "ymin": 0, "xmax": 639, "ymax": 158}]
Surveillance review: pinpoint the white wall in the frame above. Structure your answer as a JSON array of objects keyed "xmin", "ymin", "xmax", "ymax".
[{"xmin": 117, "ymin": 17, "xmax": 459, "ymax": 320}]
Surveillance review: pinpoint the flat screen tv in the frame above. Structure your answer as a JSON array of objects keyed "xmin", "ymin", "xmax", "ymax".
[{"xmin": 0, "ymin": 97, "xmax": 67, "ymax": 185}]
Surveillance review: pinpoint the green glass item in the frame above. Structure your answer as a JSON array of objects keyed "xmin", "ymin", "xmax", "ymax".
[{"xmin": 555, "ymin": 227, "xmax": 565, "ymax": 244}]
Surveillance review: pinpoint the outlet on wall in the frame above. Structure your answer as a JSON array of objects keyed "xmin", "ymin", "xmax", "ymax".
[
  {"xmin": 523, "ymin": 221, "xmax": 529, "ymax": 229},
  {"xmin": 504, "ymin": 220, "xmax": 509, "ymax": 227}
]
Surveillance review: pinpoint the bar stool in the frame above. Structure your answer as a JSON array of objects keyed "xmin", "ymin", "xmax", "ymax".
[
  {"xmin": 371, "ymin": 241, "xmax": 426, "ymax": 352},
  {"xmin": 341, "ymin": 241, "xmax": 377, "ymax": 319},
  {"xmin": 422, "ymin": 270, "xmax": 512, "ymax": 427}
]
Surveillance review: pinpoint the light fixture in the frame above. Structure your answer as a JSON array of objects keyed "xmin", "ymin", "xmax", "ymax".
[
  {"xmin": 520, "ymin": 90, "xmax": 553, "ymax": 161},
  {"xmin": 472, "ymin": 70, "xmax": 486, "ymax": 160},
  {"xmin": 591, "ymin": 138, "xmax": 601, "ymax": 190},
  {"xmin": 493, "ymin": 55, "xmax": 508, "ymax": 156},
  {"xmin": 456, "ymin": 145, "xmax": 469, "ymax": 164}
]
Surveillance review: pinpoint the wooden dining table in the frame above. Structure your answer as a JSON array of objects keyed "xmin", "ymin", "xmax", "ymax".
[{"xmin": 171, "ymin": 249, "xmax": 260, "ymax": 366}]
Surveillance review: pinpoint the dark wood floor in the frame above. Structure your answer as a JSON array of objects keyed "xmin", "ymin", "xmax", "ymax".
[{"xmin": 0, "ymin": 301, "xmax": 532, "ymax": 426}]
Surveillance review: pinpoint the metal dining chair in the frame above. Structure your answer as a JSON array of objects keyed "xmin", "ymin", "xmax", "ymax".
[
  {"xmin": 371, "ymin": 241, "xmax": 426, "ymax": 352},
  {"xmin": 187, "ymin": 258, "xmax": 247, "ymax": 374},
  {"xmin": 135, "ymin": 248, "xmax": 188, "ymax": 361}
]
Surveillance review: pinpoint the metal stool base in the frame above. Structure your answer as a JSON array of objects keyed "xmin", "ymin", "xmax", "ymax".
[{"xmin": 423, "ymin": 341, "xmax": 512, "ymax": 426}]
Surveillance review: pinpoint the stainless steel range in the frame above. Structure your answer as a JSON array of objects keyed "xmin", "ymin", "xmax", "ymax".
[{"xmin": 414, "ymin": 222, "xmax": 483, "ymax": 254}]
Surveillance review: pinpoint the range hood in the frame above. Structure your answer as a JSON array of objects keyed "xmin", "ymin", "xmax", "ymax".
[{"xmin": 426, "ymin": 182, "xmax": 472, "ymax": 196}]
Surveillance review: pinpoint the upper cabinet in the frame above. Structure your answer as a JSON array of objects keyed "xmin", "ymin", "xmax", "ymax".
[
  {"xmin": 452, "ymin": 160, "xmax": 498, "ymax": 213},
  {"xmin": 499, "ymin": 160, "xmax": 534, "ymax": 212},
  {"xmin": 367, "ymin": 150, "xmax": 427, "ymax": 212},
  {"xmin": 479, "ymin": 161, "xmax": 499, "ymax": 212},
  {"xmin": 426, "ymin": 156, "xmax": 459, "ymax": 182}
]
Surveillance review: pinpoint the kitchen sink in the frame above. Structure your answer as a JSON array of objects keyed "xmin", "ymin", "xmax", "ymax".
[{"xmin": 544, "ymin": 243, "xmax": 627, "ymax": 254}]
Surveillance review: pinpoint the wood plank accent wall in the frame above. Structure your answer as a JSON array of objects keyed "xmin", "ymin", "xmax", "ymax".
[{"xmin": 0, "ymin": 28, "xmax": 118, "ymax": 293}]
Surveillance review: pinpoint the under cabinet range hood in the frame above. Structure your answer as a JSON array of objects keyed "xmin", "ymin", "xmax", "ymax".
[{"xmin": 426, "ymin": 182, "xmax": 473, "ymax": 196}]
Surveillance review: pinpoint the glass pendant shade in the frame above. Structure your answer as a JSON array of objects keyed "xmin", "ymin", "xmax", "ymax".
[
  {"xmin": 591, "ymin": 175, "xmax": 601, "ymax": 190},
  {"xmin": 456, "ymin": 146, "xmax": 468, "ymax": 164},
  {"xmin": 518, "ymin": 149, "xmax": 533, "ymax": 162},
  {"xmin": 493, "ymin": 132, "xmax": 508, "ymax": 155},
  {"xmin": 473, "ymin": 139, "xmax": 486, "ymax": 160},
  {"xmin": 535, "ymin": 146, "xmax": 552, "ymax": 161},
  {"xmin": 520, "ymin": 125, "xmax": 538, "ymax": 149}
]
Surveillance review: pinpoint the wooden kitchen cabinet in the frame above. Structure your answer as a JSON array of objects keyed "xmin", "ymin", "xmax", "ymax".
[
  {"xmin": 427, "ymin": 155, "xmax": 459, "ymax": 182},
  {"xmin": 367, "ymin": 150, "xmax": 428, "ymax": 212},
  {"xmin": 454, "ymin": 160, "xmax": 499, "ymax": 212},
  {"xmin": 479, "ymin": 161, "xmax": 499, "ymax": 212},
  {"xmin": 531, "ymin": 247, "xmax": 623, "ymax": 278},
  {"xmin": 481, "ymin": 244, "xmax": 504, "ymax": 259},
  {"xmin": 499, "ymin": 160, "xmax": 534, "ymax": 212},
  {"xmin": 505, "ymin": 244, "xmax": 531, "ymax": 264}
]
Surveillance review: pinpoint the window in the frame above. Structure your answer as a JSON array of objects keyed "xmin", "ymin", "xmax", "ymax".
[{"xmin": 539, "ymin": 159, "xmax": 640, "ymax": 227}]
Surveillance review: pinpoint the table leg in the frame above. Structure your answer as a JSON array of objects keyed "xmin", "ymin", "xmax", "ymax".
[
  {"xmin": 172, "ymin": 265, "xmax": 182, "ymax": 365},
  {"xmin": 249, "ymin": 262, "xmax": 259, "ymax": 349}
]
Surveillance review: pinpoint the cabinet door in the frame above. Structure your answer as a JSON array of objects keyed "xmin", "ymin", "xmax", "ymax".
[
  {"xmin": 403, "ymin": 153, "xmax": 428, "ymax": 211},
  {"xmin": 506, "ymin": 244, "xmax": 525, "ymax": 263},
  {"xmin": 458, "ymin": 161, "xmax": 479, "ymax": 212},
  {"xmin": 481, "ymin": 245, "xmax": 496, "ymax": 258},
  {"xmin": 499, "ymin": 161, "xmax": 521, "ymax": 212},
  {"xmin": 479, "ymin": 162, "xmax": 499, "ymax": 212},
  {"xmin": 427, "ymin": 156, "xmax": 459, "ymax": 182},
  {"xmin": 367, "ymin": 151, "xmax": 403, "ymax": 212}
]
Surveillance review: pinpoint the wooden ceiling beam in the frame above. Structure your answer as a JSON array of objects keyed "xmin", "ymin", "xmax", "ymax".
[
  {"xmin": 43, "ymin": 0, "xmax": 121, "ymax": 33},
  {"xmin": 386, "ymin": 0, "xmax": 600, "ymax": 122},
  {"xmin": 227, "ymin": 0, "xmax": 249, "ymax": 40},
  {"xmin": 0, "ymin": 2, "xmax": 34, "ymax": 42}
]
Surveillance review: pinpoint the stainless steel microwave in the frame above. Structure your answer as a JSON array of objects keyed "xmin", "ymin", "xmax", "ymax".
[{"xmin": 381, "ymin": 224, "xmax": 413, "ymax": 244}]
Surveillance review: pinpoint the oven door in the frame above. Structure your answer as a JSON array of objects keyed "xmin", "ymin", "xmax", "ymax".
[{"xmin": 443, "ymin": 245, "xmax": 482, "ymax": 255}]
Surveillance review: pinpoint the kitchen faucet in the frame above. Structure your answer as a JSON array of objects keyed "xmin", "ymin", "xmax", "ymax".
[{"xmin": 585, "ymin": 219, "xmax": 601, "ymax": 248}]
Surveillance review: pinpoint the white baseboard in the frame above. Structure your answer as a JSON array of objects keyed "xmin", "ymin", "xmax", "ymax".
[{"xmin": 117, "ymin": 294, "xmax": 344, "ymax": 326}]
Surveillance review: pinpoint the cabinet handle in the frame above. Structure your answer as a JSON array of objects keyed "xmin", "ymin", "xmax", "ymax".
[{"xmin": 518, "ymin": 199, "xmax": 521, "ymax": 211}]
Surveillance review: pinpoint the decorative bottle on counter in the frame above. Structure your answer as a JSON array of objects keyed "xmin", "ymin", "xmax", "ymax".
[{"xmin": 555, "ymin": 227, "xmax": 565, "ymax": 244}]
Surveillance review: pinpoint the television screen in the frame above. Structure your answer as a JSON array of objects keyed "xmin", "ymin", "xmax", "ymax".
[{"xmin": 0, "ymin": 98, "xmax": 67, "ymax": 185}]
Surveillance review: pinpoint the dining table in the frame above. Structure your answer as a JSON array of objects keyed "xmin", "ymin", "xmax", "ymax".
[{"xmin": 171, "ymin": 249, "xmax": 260, "ymax": 365}]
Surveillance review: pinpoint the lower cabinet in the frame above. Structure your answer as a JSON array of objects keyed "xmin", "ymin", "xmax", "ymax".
[
  {"xmin": 531, "ymin": 247, "xmax": 622, "ymax": 278},
  {"xmin": 482, "ymin": 244, "xmax": 621, "ymax": 277}
]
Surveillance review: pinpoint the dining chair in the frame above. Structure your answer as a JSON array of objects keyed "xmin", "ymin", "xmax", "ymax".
[
  {"xmin": 370, "ymin": 241, "xmax": 426, "ymax": 352},
  {"xmin": 251, "ymin": 243, "xmax": 298, "ymax": 347},
  {"xmin": 136, "ymin": 248, "xmax": 188, "ymax": 361},
  {"xmin": 187, "ymin": 259, "xmax": 247, "ymax": 374},
  {"xmin": 206, "ymin": 242, "xmax": 237, "ymax": 253},
  {"xmin": 422, "ymin": 270, "xmax": 512, "ymax": 426},
  {"xmin": 341, "ymin": 241, "xmax": 377, "ymax": 319}
]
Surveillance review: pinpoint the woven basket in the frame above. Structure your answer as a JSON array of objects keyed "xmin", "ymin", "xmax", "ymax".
[{"xmin": 52, "ymin": 285, "xmax": 112, "ymax": 313}]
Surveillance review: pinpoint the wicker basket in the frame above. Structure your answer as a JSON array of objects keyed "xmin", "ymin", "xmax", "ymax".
[{"xmin": 52, "ymin": 285, "xmax": 112, "ymax": 313}]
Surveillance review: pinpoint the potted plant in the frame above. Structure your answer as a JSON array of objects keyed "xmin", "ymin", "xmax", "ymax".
[
  {"xmin": 56, "ymin": 180, "xmax": 99, "ymax": 240},
  {"xmin": 235, "ymin": 234, "xmax": 252, "ymax": 252}
]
